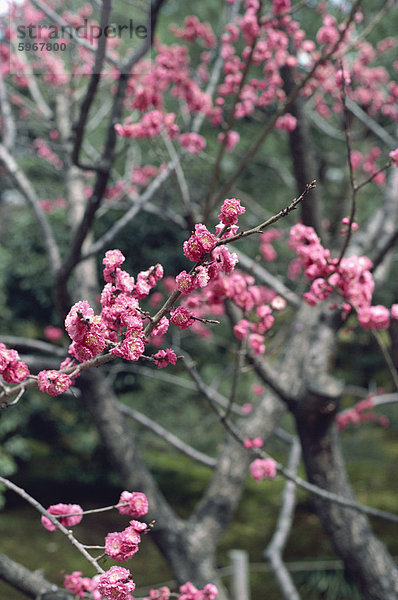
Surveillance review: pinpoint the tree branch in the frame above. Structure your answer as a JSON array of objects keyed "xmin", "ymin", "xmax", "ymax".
[
  {"xmin": 264, "ymin": 437, "xmax": 301, "ymax": 600},
  {"xmin": 117, "ymin": 402, "xmax": 217, "ymax": 468},
  {"xmin": 0, "ymin": 552, "xmax": 63, "ymax": 599},
  {"xmin": 0, "ymin": 144, "xmax": 61, "ymax": 276}
]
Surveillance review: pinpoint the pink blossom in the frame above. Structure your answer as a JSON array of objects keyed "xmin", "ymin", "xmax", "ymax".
[
  {"xmin": 233, "ymin": 319, "xmax": 251, "ymax": 340},
  {"xmin": 2, "ymin": 359, "xmax": 30, "ymax": 384},
  {"xmin": 335, "ymin": 69, "xmax": 351, "ymax": 88},
  {"xmin": 218, "ymin": 198, "xmax": 245, "ymax": 226},
  {"xmin": 64, "ymin": 571, "xmax": 98, "ymax": 599},
  {"xmin": 103, "ymin": 249, "xmax": 126, "ymax": 269},
  {"xmin": 170, "ymin": 306, "xmax": 193, "ymax": 329},
  {"xmin": 250, "ymin": 458, "xmax": 277, "ymax": 481},
  {"xmin": 117, "ymin": 491, "xmax": 149, "ymax": 517},
  {"xmin": 358, "ymin": 305, "xmax": 390, "ymax": 330},
  {"xmin": 145, "ymin": 586, "xmax": 171, "ymax": 599},
  {"xmin": 41, "ymin": 503, "xmax": 83, "ymax": 531},
  {"xmin": 271, "ymin": 296, "xmax": 286, "ymax": 311},
  {"xmin": 65, "ymin": 300, "xmax": 95, "ymax": 342},
  {"xmin": 195, "ymin": 266, "xmax": 210, "ymax": 288},
  {"xmin": 179, "ymin": 132, "xmax": 206, "ymax": 154},
  {"xmin": 115, "ymin": 269, "xmax": 135, "ymax": 293},
  {"xmin": 275, "ymin": 113, "xmax": 297, "ymax": 131},
  {"xmin": 391, "ymin": 304, "xmax": 398, "ymax": 319},
  {"xmin": 272, "ymin": 0, "xmax": 291, "ymax": 14},
  {"xmin": 241, "ymin": 403, "xmax": 253, "ymax": 414},
  {"xmin": 111, "ymin": 333, "xmax": 145, "ymax": 361},
  {"xmin": 217, "ymin": 130, "xmax": 240, "ymax": 151},
  {"xmin": 390, "ymin": 148, "xmax": 398, "ymax": 165},
  {"xmin": 176, "ymin": 271, "xmax": 196, "ymax": 294},
  {"xmin": 183, "ymin": 235, "xmax": 204, "ymax": 262},
  {"xmin": 248, "ymin": 333, "xmax": 266, "ymax": 355},
  {"xmin": 44, "ymin": 326, "xmax": 63, "ymax": 342},
  {"xmin": 252, "ymin": 384, "xmax": 264, "ymax": 396},
  {"xmin": 195, "ymin": 224, "xmax": 217, "ymax": 253},
  {"xmin": 212, "ymin": 246, "xmax": 238, "ymax": 274},
  {"xmin": 203, "ymin": 584, "xmax": 218, "ymax": 599},
  {"xmin": 153, "ymin": 348, "xmax": 178, "ymax": 369},
  {"xmin": 105, "ymin": 531, "xmax": 138, "ymax": 562},
  {"xmin": 98, "ymin": 566, "xmax": 135, "ymax": 600},
  {"xmin": 37, "ymin": 370, "xmax": 72, "ymax": 396},
  {"xmin": 151, "ymin": 316, "xmax": 170, "ymax": 337}
]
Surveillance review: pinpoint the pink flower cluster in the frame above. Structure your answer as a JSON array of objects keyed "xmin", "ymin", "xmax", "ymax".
[
  {"xmin": 37, "ymin": 370, "xmax": 72, "ymax": 397},
  {"xmin": 179, "ymin": 132, "xmax": 206, "ymax": 154},
  {"xmin": 115, "ymin": 110, "xmax": 179, "ymax": 140},
  {"xmin": 336, "ymin": 397, "xmax": 389, "ymax": 431},
  {"xmin": 117, "ymin": 490, "xmax": 149, "ymax": 517},
  {"xmin": 275, "ymin": 113, "xmax": 297, "ymax": 131},
  {"xmin": 389, "ymin": 148, "xmax": 398, "ymax": 166},
  {"xmin": 244, "ymin": 437, "xmax": 263, "ymax": 449},
  {"xmin": 98, "ymin": 566, "xmax": 136, "ymax": 600},
  {"xmin": 169, "ymin": 15, "xmax": 216, "ymax": 48},
  {"xmin": 105, "ymin": 519, "xmax": 147, "ymax": 562},
  {"xmin": 64, "ymin": 571, "xmax": 101, "ymax": 600},
  {"xmin": 183, "ymin": 224, "xmax": 217, "ymax": 262},
  {"xmin": 177, "ymin": 582, "xmax": 218, "ymax": 600},
  {"xmin": 142, "ymin": 582, "xmax": 217, "ymax": 600},
  {"xmin": 0, "ymin": 343, "xmax": 30, "ymax": 384},
  {"xmin": 233, "ymin": 304, "xmax": 274, "ymax": 355},
  {"xmin": 357, "ymin": 305, "xmax": 390, "ymax": 330},
  {"xmin": 33, "ymin": 138, "xmax": 63, "ymax": 169},
  {"xmin": 153, "ymin": 348, "xmax": 178, "ymax": 368},
  {"xmin": 289, "ymin": 223, "xmax": 395, "ymax": 330},
  {"xmin": 63, "ymin": 250, "xmax": 165, "ymax": 366},
  {"xmin": 41, "ymin": 503, "xmax": 83, "ymax": 532},
  {"xmin": 218, "ymin": 197, "xmax": 245, "ymax": 226},
  {"xmin": 250, "ymin": 458, "xmax": 277, "ymax": 481},
  {"xmin": 260, "ymin": 228, "xmax": 283, "ymax": 262}
]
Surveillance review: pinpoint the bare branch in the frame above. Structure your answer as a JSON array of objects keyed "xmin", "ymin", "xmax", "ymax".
[
  {"xmin": 0, "ymin": 552, "xmax": 62, "ymax": 599},
  {"xmin": 72, "ymin": 0, "xmax": 113, "ymax": 170},
  {"xmin": 0, "ymin": 477, "xmax": 104, "ymax": 574},
  {"xmin": 0, "ymin": 143, "xmax": 61, "ymax": 275},
  {"xmin": 264, "ymin": 437, "xmax": 301, "ymax": 600},
  {"xmin": 117, "ymin": 403, "xmax": 216, "ymax": 468},
  {"xmin": 346, "ymin": 97, "xmax": 397, "ymax": 147}
]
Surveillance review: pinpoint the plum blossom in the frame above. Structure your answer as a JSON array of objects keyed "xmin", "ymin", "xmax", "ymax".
[
  {"xmin": 250, "ymin": 458, "xmax": 277, "ymax": 481},
  {"xmin": 357, "ymin": 305, "xmax": 390, "ymax": 330},
  {"xmin": 153, "ymin": 348, "xmax": 178, "ymax": 369},
  {"xmin": 218, "ymin": 198, "xmax": 245, "ymax": 226},
  {"xmin": 170, "ymin": 306, "xmax": 193, "ymax": 329},
  {"xmin": 41, "ymin": 503, "xmax": 83, "ymax": 531},
  {"xmin": 275, "ymin": 113, "xmax": 297, "ymax": 131},
  {"xmin": 64, "ymin": 571, "xmax": 99, "ymax": 599},
  {"xmin": 37, "ymin": 370, "xmax": 72, "ymax": 396},
  {"xmin": 179, "ymin": 132, "xmax": 206, "ymax": 154},
  {"xmin": 98, "ymin": 566, "xmax": 135, "ymax": 600},
  {"xmin": 390, "ymin": 148, "xmax": 398, "ymax": 166},
  {"xmin": 0, "ymin": 345, "xmax": 30, "ymax": 384},
  {"xmin": 117, "ymin": 491, "xmax": 149, "ymax": 517}
]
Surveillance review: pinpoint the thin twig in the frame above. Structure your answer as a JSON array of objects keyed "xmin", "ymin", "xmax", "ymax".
[
  {"xmin": 183, "ymin": 360, "xmax": 398, "ymax": 524},
  {"xmin": 371, "ymin": 330, "xmax": 398, "ymax": 391},
  {"xmin": 0, "ymin": 143, "xmax": 61, "ymax": 276},
  {"xmin": 117, "ymin": 403, "xmax": 217, "ymax": 468},
  {"xmin": 0, "ymin": 477, "xmax": 104, "ymax": 574},
  {"xmin": 211, "ymin": 0, "xmax": 362, "ymax": 208}
]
